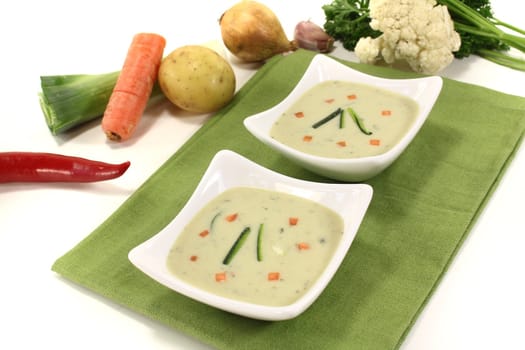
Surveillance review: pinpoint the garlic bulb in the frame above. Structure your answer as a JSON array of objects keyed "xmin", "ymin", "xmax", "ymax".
[{"xmin": 294, "ymin": 20, "xmax": 335, "ymax": 53}]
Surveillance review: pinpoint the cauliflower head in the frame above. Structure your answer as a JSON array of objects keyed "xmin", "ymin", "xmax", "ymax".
[{"xmin": 355, "ymin": 0, "xmax": 461, "ymax": 74}]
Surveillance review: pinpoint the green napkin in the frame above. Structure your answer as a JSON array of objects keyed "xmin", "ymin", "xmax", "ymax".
[{"xmin": 52, "ymin": 49, "xmax": 525, "ymax": 350}]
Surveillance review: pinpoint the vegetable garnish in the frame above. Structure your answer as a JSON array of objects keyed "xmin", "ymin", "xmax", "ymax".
[
  {"xmin": 312, "ymin": 108, "xmax": 343, "ymax": 128},
  {"xmin": 225, "ymin": 213, "xmax": 238, "ymax": 222},
  {"xmin": 325, "ymin": 98, "xmax": 336, "ymax": 104},
  {"xmin": 297, "ymin": 242, "xmax": 311, "ymax": 250},
  {"xmin": 347, "ymin": 107, "xmax": 372, "ymax": 135},
  {"xmin": 369, "ymin": 139, "xmax": 381, "ymax": 146},
  {"xmin": 0, "ymin": 152, "xmax": 130, "ymax": 183},
  {"xmin": 289, "ymin": 217, "xmax": 299, "ymax": 226},
  {"xmin": 381, "ymin": 110, "xmax": 392, "ymax": 116},
  {"xmin": 267, "ymin": 272, "xmax": 281, "ymax": 281},
  {"xmin": 102, "ymin": 33, "xmax": 166, "ymax": 142},
  {"xmin": 303, "ymin": 135, "xmax": 314, "ymax": 142},
  {"xmin": 215, "ymin": 272, "xmax": 227, "ymax": 282},
  {"xmin": 336, "ymin": 140, "xmax": 347, "ymax": 147},
  {"xmin": 197, "ymin": 214, "xmax": 219, "ymax": 238},
  {"xmin": 257, "ymin": 223, "xmax": 264, "ymax": 262},
  {"xmin": 294, "ymin": 111, "xmax": 305, "ymax": 118},
  {"xmin": 222, "ymin": 227, "xmax": 251, "ymax": 265},
  {"xmin": 190, "ymin": 255, "xmax": 198, "ymax": 262},
  {"xmin": 347, "ymin": 94, "xmax": 357, "ymax": 100},
  {"xmin": 339, "ymin": 110, "xmax": 346, "ymax": 129},
  {"xmin": 210, "ymin": 212, "xmax": 221, "ymax": 231}
]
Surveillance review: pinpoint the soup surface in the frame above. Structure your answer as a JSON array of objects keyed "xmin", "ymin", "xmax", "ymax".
[
  {"xmin": 270, "ymin": 80, "xmax": 419, "ymax": 158},
  {"xmin": 167, "ymin": 186, "xmax": 344, "ymax": 306}
]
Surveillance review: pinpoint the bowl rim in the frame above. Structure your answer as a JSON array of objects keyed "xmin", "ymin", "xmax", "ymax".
[{"xmin": 128, "ymin": 149, "xmax": 373, "ymax": 320}]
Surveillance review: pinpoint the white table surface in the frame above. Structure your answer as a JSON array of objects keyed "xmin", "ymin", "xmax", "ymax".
[{"xmin": 1, "ymin": 1, "xmax": 523, "ymax": 349}]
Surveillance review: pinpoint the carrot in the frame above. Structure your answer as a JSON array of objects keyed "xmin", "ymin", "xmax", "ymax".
[
  {"xmin": 289, "ymin": 217, "xmax": 299, "ymax": 225},
  {"xmin": 215, "ymin": 272, "xmax": 227, "ymax": 282},
  {"xmin": 347, "ymin": 94, "xmax": 357, "ymax": 100},
  {"xmin": 267, "ymin": 272, "xmax": 280, "ymax": 281},
  {"xmin": 381, "ymin": 109, "xmax": 392, "ymax": 116},
  {"xmin": 199, "ymin": 229, "xmax": 209, "ymax": 237},
  {"xmin": 303, "ymin": 135, "xmax": 313, "ymax": 142},
  {"xmin": 324, "ymin": 98, "xmax": 335, "ymax": 104},
  {"xmin": 225, "ymin": 213, "xmax": 238, "ymax": 222},
  {"xmin": 297, "ymin": 242, "xmax": 310, "ymax": 250},
  {"xmin": 102, "ymin": 33, "xmax": 166, "ymax": 141},
  {"xmin": 294, "ymin": 111, "xmax": 305, "ymax": 118},
  {"xmin": 369, "ymin": 139, "xmax": 381, "ymax": 146},
  {"xmin": 190, "ymin": 255, "xmax": 198, "ymax": 261},
  {"xmin": 336, "ymin": 140, "xmax": 347, "ymax": 147}
]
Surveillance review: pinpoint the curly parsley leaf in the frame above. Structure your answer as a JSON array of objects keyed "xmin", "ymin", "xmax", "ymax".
[{"xmin": 322, "ymin": 0, "xmax": 380, "ymax": 51}]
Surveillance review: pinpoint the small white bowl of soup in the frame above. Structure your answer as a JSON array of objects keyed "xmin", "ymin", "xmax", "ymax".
[
  {"xmin": 244, "ymin": 54, "xmax": 443, "ymax": 182},
  {"xmin": 129, "ymin": 150, "xmax": 373, "ymax": 321}
]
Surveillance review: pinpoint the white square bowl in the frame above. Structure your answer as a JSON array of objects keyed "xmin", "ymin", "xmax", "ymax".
[
  {"xmin": 128, "ymin": 150, "xmax": 373, "ymax": 321},
  {"xmin": 243, "ymin": 54, "xmax": 443, "ymax": 182}
]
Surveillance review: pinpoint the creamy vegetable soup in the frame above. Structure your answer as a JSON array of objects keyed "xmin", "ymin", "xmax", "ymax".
[
  {"xmin": 167, "ymin": 186, "xmax": 344, "ymax": 307},
  {"xmin": 270, "ymin": 80, "xmax": 419, "ymax": 158}
]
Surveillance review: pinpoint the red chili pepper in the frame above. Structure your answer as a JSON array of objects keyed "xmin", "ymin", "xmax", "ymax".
[{"xmin": 0, "ymin": 152, "xmax": 130, "ymax": 183}]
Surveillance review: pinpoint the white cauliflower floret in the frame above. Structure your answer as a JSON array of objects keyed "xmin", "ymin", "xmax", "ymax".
[
  {"xmin": 354, "ymin": 36, "xmax": 383, "ymax": 64},
  {"xmin": 355, "ymin": 0, "xmax": 461, "ymax": 74}
]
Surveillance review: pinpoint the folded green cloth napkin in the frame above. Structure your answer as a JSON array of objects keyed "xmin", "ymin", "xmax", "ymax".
[{"xmin": 52, "ymin": 49, "xmax": 525, "ymax": 350}]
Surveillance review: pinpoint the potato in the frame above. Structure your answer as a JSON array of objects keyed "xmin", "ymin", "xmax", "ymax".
[{"xmin": 158, "ymin": 45, "xmax": 236, "ymax": 113}]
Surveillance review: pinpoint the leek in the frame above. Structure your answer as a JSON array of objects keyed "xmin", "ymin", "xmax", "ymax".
[
  {"xmin": 347, "ymin": 107, "xmax": 372, "ymax": 135},
  {"xmin": 222, "ymin": 227, "xmax": 251, "ymax": 265},
  {"xmin": 38, "ymin": 71, "xmax": 164, "ymax": 135},
  {"xmin": 312, "ymin": 108, "xmax": 343, "ymax": 129},
  {"xmin": 257, "ymin": 223, "xmax": 264, "ymax": 262}
]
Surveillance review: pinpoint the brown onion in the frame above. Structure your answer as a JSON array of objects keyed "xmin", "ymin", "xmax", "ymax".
[{"xmin": 219, "ymin": 1, "xmax": 296, "ymax": 62}]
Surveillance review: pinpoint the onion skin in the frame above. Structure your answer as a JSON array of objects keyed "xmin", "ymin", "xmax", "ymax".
[
  {"xmin": 294, "ymin": 20, "xmax": 335, "ymax": 53},
  {"xmin": 219, "ymin": 1, "xmax": 296, "ymax": 62}
]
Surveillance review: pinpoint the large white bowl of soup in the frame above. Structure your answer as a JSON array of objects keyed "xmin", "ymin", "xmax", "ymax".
[
  {"xmin": 128, "ymin": 150, "xmax": 373, "ymax": 321},
  {"xmin": 244, "ymin": 54, "xmax": 443, "ymax": 182}
]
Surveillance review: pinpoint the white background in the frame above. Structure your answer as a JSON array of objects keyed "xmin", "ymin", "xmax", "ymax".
[{"xmin": 0, "ymin": 1, "xmax": 523, "ymax": 349}]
